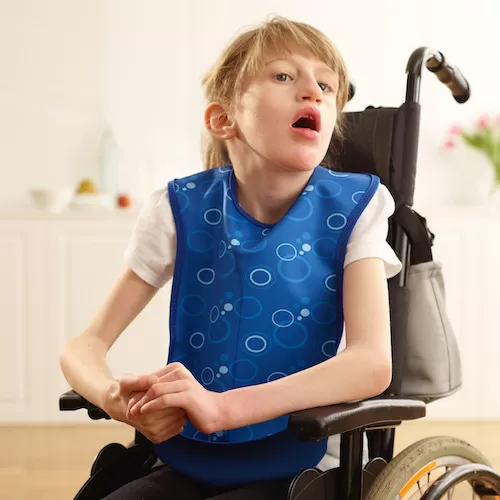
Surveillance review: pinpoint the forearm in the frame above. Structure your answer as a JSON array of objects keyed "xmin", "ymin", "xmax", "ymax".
[
  {"xmin": 219, "ymin": 346, "xmax": 391, "ymax": 431},
  {"xmin": 59, "ymin": 334, "xmax": 115, "ymax": 409}
]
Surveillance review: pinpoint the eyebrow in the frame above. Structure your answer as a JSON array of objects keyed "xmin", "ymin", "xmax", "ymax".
[{"xmin": 266, "ymin": 57, "xmax": 337, "ymax": 77}]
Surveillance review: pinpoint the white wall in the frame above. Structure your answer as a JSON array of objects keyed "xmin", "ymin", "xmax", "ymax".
[
  {"xmin": 100, "ymin": 0, "xmax": 500, "ymax": 206},
  {"xmin": 2, "ymin": 0, "xmax": 499, "ymax": 206},
  {"xmin": 0, "ymin": 0, "xmax": 105, "ymax": 206}
]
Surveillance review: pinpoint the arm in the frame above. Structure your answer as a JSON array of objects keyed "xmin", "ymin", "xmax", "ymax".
[
  {"xmin": 217, "ymin": 257, "xmax": 392, "ymax": 431},
  {"xmin": 60, "ymin": 188, "xmax": 175, "ymax": 410},
  {"xmin": 59, "ymin": 268, "xmax": 159, "ymax": 410},
  {"xmin": 134, "ymin": 257, "xmax": 393, "ymax": 435}
]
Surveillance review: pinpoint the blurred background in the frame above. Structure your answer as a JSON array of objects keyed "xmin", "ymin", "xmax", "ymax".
[{"xmin": 1, "ymin": 0, "xmax": 499, "ymax": 498}]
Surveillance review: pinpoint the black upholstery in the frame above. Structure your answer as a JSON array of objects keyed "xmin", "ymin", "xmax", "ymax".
[{"xmin": 288, "ymin": 398, "xmax": 425, "ymax": 441}]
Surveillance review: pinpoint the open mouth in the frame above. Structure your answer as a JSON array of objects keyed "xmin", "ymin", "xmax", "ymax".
[
  {"xmin": 291, "ymin": 108, "xmax": 321, "ymax": 133},
  {"xmin": 292, "ymin": 116, "xmax": 318, "ymax": 131}
]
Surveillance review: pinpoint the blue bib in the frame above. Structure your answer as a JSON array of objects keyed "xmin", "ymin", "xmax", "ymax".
[{"xmin": 164, "ymin": 166, "xmax": 378, "ymax": 444}]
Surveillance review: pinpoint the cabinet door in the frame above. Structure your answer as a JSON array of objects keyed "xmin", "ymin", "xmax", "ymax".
[
  {"xmin": 0, "ymin": 223, "xmax": 34, "ymax": 421},
  {"xmin": 423, "ymin": 209, "xmax": 500, "ymax": 420},
  {"xmin": 47, "ymin": 220, "xmax": 171, "ymax": 422}
]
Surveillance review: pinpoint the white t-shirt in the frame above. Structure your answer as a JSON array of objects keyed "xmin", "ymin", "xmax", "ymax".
[
  {"xmin": 124, "ymin": 183, "xmax": 402, "ymax": 288},
  {"xmin": 123, "ymin": 181, "xmax": 402, "ymax": 471}
]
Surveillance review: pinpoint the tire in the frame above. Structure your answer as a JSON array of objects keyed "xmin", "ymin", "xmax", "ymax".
[{"xmin": 365, "ymin": 435, "xmax": 493, "ymax": 499}]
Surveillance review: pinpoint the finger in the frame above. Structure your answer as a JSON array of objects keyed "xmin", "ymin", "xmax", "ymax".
[
  {"xmin": 128, "ymin": 391, "xmax": 146, "ymax": 410},
  {"xmin": 153, "ymin": 362, "xmax": 188, "ymax": 379},
  {"xmin": 149, "ymin": 426, "xmax": 185, "ymax": 444},
  {"xmin": 119, "ymin": 374, "xmax": 157, "ymax": 394},
  {"xmin": 152, "ymin": 364, "xmax": 177, "ymax": 378},
  {"xmin": 157, "ymin": 369, "xmax": 183, "ymax": 384},
  {"xmin": 140, "ymin": 392, "xmax": 185, "ymax": 414},
  {"xmin": 126, "ymin": 391, "xmax": 146, "ymax": 419},
  {"xmin": 147, "ymin": 418, "xmax": 188, "ymax": 444},
  {"xmin": 157, "ymin": 425, "xmax": 186, "ymax": 443},
  {"xmin": 130, "ymin": 380, "xmax": 187, "ymax": 416}
]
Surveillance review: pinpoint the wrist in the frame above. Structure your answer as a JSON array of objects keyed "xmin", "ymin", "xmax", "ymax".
[
  {"xmin": 101, "ymin": 379, "xmax": 121, "ymax": 416},
  {"xmin": 216, "ymin": 390, "xmax": 237, "ymax": 431}
]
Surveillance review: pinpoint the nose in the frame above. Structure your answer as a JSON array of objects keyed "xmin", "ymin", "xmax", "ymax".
[{"xmin": 296, "ymin": 74, "xmax": 323, "ymax": 103}]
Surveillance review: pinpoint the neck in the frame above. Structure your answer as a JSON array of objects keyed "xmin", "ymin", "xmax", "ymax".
[{"xmin": 232, "ymin": 163, "xmax": 314, "ymax": 225}]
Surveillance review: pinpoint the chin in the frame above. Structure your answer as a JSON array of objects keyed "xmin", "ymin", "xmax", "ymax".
[{"xmin": 279, "ymin": 152, "xmax": 324, "ymax": 173}]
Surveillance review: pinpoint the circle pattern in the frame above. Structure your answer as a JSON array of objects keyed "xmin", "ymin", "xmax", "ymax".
[
  {"xmin": 249, "ymin": 268, "xmax": 272, "ymax": 287},
  {"xmin": 181, "ymin": 295, "xmax": 206, "ymax": 316},
  {"xmin": 272, "ymin": 309, "xmax": 294, "ymax": 328},
  {"xmin": 327, "ymin": 213, "xmax": 347, "ymax": 231},
  {"xmin": 316, "ymin": 180, "xmax": 342, "ymax": 198},
  {"xmin": 276, "ymin": 243, "xmax": 297, "ymax": 261},
  {"xmin": 187, "ymin": 230, "xmax": 214, "ymax": 252},
  {"xmin": 230, "ymin": 359, "xmax": 258, "ymax": 382},
  {"xmin": 277, "ymin": 257, "xmax": 311, "ymax": 283},
  {"xmin": 244, "ymin": 334, "xmax": 268, "ymax": 354},
  {"xmin": 273, "ymin": 322, "xmax": 308, "ymax": 349},
  {"xmin": 197, "ymin": 268, "xmax": 215, "ymax": 285},
  {"xmin": 204, "ymin": 208, "xmax": 222, "ymax": 225},
  {"xmin": 233, "ymin": 296, "xmax": 263, "ymax": 319},
  {"xmin": 189, "ymin": 332, "xmax": 205, "ymax": 349}
]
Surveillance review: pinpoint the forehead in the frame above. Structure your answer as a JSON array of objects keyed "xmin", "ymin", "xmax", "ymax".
[
  {"xmin": 265, "ymin": 51, "xmax": 337, "ymax": 74},
  {"xmin": 236, "ymin": 40, "xmax": 340, "ymax": 96}
]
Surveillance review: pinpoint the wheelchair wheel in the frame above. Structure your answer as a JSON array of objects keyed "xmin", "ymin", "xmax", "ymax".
[{"xmin": 365, "ymin": 436, "xmax": 496, "ymax": 499}]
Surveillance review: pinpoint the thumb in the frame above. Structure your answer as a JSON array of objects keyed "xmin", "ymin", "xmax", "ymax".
[{"xmin": 119, "ymin": 374, "xmax": 157, "ymax": 394}]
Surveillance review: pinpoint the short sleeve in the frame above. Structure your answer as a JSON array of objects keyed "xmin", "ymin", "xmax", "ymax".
[
  {"xmin": 344, "ymin": 183, "xmax": 402, "ymax": 279},
  {"xmin": 123, "ymin": 189, "xmax": 177, "ymax": 288}
]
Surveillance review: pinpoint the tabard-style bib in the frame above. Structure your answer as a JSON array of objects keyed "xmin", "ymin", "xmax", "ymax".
[{"xmin": 166, "ymin": 165, "xmax": 379, "ymax": 444}]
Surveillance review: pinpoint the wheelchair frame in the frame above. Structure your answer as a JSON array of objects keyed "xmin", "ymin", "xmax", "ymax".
[{"xmin": 60, "ymin": 46, "xmax": 500, "ymax": 499}]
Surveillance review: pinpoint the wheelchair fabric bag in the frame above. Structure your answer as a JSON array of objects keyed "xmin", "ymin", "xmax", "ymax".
[
  {"xmin": 402, "ymin": 260, "xmax": 462, "ymax": 400},
  {"xmin": 394, "ymin": 205, "xmax": 462, "ymax": 401}
]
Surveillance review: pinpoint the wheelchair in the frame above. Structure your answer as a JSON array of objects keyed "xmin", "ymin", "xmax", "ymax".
[{"xmin": 60, "ymin": 47, "xmax": 500, "ymax": 499}]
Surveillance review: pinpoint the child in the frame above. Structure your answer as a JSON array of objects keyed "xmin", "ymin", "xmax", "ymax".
[{"xmin": 60, "ymin": 16, "xmax": 402, "ymax": 500}]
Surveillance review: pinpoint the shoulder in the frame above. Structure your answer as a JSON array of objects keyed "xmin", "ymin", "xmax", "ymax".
[
  {"xmin": 359, "ymin": 182, "xmax": 395, "ymax": 223},
  {"xmin": 350, "ymin": 181, "xmax": 395, "ymax": 238},
  {"xmin": 134, "ymin": 188, "xmax": 174, "ymax": 233},
  {"xmin": 168, "ymin": 167, "xmax": 224, "ymax": 189},
  {"xmin": 123, "ymin": 188, "xmax": 176, "ymax": 288},
  {"xmin": 345, "ymin": 183, "xmax": 402, "ymax": 278}
]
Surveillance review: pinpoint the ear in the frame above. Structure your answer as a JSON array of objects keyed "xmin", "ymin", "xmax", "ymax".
[{"xmin": 204, "ymin": 103, "xmax": 237, "ymax": 141}]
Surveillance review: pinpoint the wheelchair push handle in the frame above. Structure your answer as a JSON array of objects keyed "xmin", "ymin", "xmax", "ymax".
[
  {"xmin": 425, "ymin": 52, "xmax": 471, "ymax": 103},
  {"xmin": 405, "ymin": 46, "xmax": 471, "ymax": 104}
]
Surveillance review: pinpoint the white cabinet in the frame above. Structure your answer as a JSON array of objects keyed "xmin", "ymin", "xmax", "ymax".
[
  {"xmin": 0, "ymin": 206, "xmax": 498, "ymax": 422},
  {"xmin": 420, "ymin": 206, "xmax": 500, "ymax": 420},
  {"xmin": 0, "ymin": 211, "xmax": 170, "ymax": 422}
]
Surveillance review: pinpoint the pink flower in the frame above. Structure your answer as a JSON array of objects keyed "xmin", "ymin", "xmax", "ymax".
[
  {"xmin": 444, "ymin": 139, "xmax": 455, "ymax": 150},
  {"xmin": 477, "ymin": 115, "xmax": 489, "ymax": 128},
  {"xmin": 449, "ymin": 124, "xmax": 462, "ymax": 135}
]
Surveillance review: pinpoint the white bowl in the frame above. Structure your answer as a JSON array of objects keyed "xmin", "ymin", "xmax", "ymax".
[{"xmin": 29, "ymin": 188, "xmax": 74, "ymax": 213}]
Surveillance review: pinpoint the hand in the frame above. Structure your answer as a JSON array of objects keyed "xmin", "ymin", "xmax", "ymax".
[
  {"xmin": 128, "ymin": 362, "xmax": 224, "ymax": 435},
  {"xmin": 103, "ymin": 374, "xmax": 188, "ymax": 444}
]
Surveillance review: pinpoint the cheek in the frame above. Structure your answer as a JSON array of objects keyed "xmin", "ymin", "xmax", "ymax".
[
  {"xmin": 322, "ymin": 107, "xmax": 338, "ymax": 141},
  {"xmin": 238, "ymin": 88, "xmax": 283, "ymax": 129}
]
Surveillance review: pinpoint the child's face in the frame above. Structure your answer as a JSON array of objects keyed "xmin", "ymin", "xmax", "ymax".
[{"xmin": 231, "ymin": 51, "xmax": 339, "ymax": 173}]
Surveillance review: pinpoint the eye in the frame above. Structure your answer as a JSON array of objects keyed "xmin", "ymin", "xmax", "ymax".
[
  {"xmin": 318, "ymin": 82, "xmax": 332, "ymax": 92},
  {"xmin": 275, "ymin": 73, "xmax": 291, "ymax": 82}
]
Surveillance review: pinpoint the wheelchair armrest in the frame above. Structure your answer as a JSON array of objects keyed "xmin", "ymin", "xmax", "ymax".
[
  {"xmin": 59, "ymin": 390, "xmax": 111, "ymax": 420},
  {"xmin": 288, "ymin": 397, "xmax": 426, "ymax": 441}
]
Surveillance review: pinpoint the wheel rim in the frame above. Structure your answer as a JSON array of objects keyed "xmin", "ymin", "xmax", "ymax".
[{"xmin": 397, "ymin": 455, "xmax": 492, "ymax": 499}]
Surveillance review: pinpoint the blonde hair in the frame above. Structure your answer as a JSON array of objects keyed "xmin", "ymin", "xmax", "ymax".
[{"xmin": 201, "ymin": 16, "xmax": 349, "ymax": 170}]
